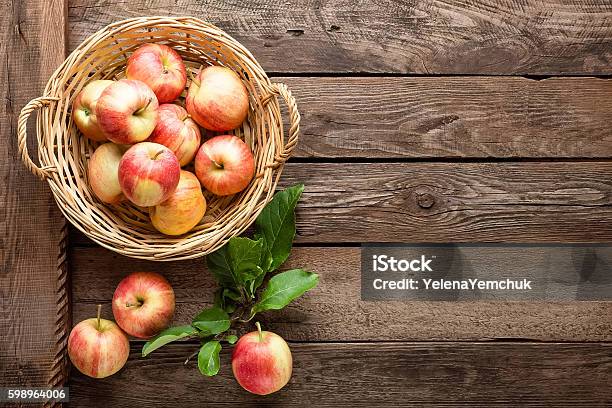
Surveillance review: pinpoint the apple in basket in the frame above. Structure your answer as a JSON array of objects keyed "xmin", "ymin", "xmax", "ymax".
[
  {"xmin": 232, "ymin": 323, "xmax": 293, "ymax": 395},
  {"xmin": 68, "ymin": 305, "xmax": 130, "ymax": 379},
  {"xmin": 150, "ymin": 170, "xmax": 207, "ymax": 236},
  {"xmin": 126, "ymin": 43, "xmax": 187, "ymax": 103},
  {"xmin": 194, "ymin": 134, "xmax": 255, "ymax": 196},
  {"xmin": 88, "ymin": 143, "xmax": 128, "ymax": 204},
  {"xmin": 186, "ymin": 66, "xmax": 249, "ymax": 131},
  {"xmin": 96, "ymin": 79, "xmax": 159, "ymax": 144},
  {"xmin": 112, "ymin": 272, "xmax": 175, "ymax": 339},
  {"xmin": 147, "ymin": 104, "xmax": 201, "ymax": 166},
  {"xmin": 118, "ymin": 142, "xmax": 180, "ymax": 207},
  {"xmin": 72, "ymin": 79, "xmax": 114, "ymax": 142}
]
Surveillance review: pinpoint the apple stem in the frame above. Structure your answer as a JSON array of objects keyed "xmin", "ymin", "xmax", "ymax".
[
  {"xmin": 125, "ymin": 298, "xmax": 144, "ymax": 308},
  {"xmin": 152, "ymin": 150, "xmax": 164, "ymax": 160},
  {"xmin": 255, "ymin": 322, "xmax": 263, "ymax": 342},
  {"xmin": 96, "ymin": 304, "xmax": 102, "ymax": 331},
  {"xmin": 135, "ymin": 97, "xmax": 153, "ymax": 116},
  {"xmin": 211, "ymin": 159, "xmax": 223, "ymax": 170}
]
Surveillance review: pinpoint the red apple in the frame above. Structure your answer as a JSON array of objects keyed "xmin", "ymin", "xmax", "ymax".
[
  {"xmin": 232, "ymin": 323, "xmax": 292, "ymax": 395},
  {"xmin": 118, "ymin": 142, "xmax": 180, "ymax": 207},
  {"xmin": 185, "ymin": 66, "xmax": 249, "ymax": 131},
  {"xmin": 68, "ymin": 305, "xmax": 130, "ymax": 379},
  {"xmin": 96, "ymin": 79, "xmax": 159, "ymax": 144},
  {"xmin": 147, "ymin": 104, "xmax": 201, "ymax": 166},
  {"xmin": 72, "ymin": 79, "xmax": 114, "ymax": 142},
  {"xmin": 88, "ymin": 143, "xmax": 128, "ymax": 204},
  {"xmin": 112, "ymin": 272, "xmax": 175, "ymax": 339},
  {"xmin": 194, "ymin": 135, "xmax": 254, "ymax": 196},
  {"xmin": 126, "ymin": 43, "xmax": 187, "ymax": 103},
  {"xmin": 150, "ymin": 170, "xmax": 206, "ymax": 236}
]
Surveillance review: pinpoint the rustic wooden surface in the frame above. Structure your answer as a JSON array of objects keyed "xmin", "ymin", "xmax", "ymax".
[
  {"xmin": 2, "ymin": 0, "xmax": 612, "ymax": 406},
  {"xmin": 66, "ymin": 1, "xmax": 612, "ymax": 405},
  {"xmin": 71, "ymin": 162, "xmax": 612, "ymax": 245},
  {"xmin": 68, "ymin": 0, "xmax": 612, "ymax": 75},
  {"xmin": 69, "ymin": 342, "xmax": 612, "ymax": 407},
  {"xmin": 0, "ymin": 0, "xmax": 69, "ymax": 398},
  {"xmin": 71, "ymin": 246, "xmax": 612, "ymax": 342},
  {"xmin": 282, "ymin": 77, "xmax": 612, "ymax": 159}
]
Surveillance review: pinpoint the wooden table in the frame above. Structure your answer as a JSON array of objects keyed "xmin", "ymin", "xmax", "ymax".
[{"xmin": 2, "ymin": 1, "xmax": 612, "ymax": 406}]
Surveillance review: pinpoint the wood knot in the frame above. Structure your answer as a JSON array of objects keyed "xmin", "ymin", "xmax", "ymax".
[{"xmin": 416, "ymin": 192, "xmax": 435, "ymax": 209}]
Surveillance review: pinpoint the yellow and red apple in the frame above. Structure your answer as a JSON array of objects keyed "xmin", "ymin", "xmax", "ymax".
[
  {"xmin": 150, "ymin": 170, "xmax": 206, "ymax": 236},
  {"xmin": 126, "ymin": 43, "xmax": 187, "ymax": 103},
  {"xmin": 96, "ymin": 79, "xmax": 159, "ymax": 144},
  {"xmin": 231, "ymin": 323, "xmax": 293, "ymax": 395},
  {"xmin": 194, "ymin": 135, "xmax": 254, "ymax": 196},
  {"xmin": 112, "ymin": 272, "xmax": 175, "ymax": 339},
  {"xmin": 88, "ymin": 143, "xmax": 127, "ymax": 204},
  {"xmin": 148, "ymin": 104, "xmax": 201, "ymax": 166},
  {"xmin": 72, "ymin": 79, "xmax": 114, "ymax": 142},
  {"xmin": 67, "ymin": 307, "xmax": 130, "ymax": 379},
  {"xmin": 185, "ymin": 66, "xmax": 249, "ymax": 131},
  {"xmin": 118, "ymin": 142, "xmax": 180, "ymax": 207}
]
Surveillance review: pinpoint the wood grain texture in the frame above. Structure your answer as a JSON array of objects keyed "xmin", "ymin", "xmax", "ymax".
[
  {"xmin": 280, "ymin": 77, "xmax": 612, "ymax": 159},
  {"xmin": 68, "ymin": 0, "xmax": 612, "ymax": 74},
  {"xmin": 0, "ymin": 0, "xmax": 68, "ymax": 391},
  {"xmin": 71, "ymin": 161, "xmax": 612, "ymax": 245},
  {"xmin": 68, "ymin": 342, "xmax": 612, "ymax": 407},
  {"xmin": 70, "ymin": 246, "xmax": 612, "ymax": 342}
]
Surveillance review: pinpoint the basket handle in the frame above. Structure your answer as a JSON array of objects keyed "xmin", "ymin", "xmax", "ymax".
[
  {"xmin": 261, "ymin": 83, "xmax": 300, "ymax": 170},
  {"xmin": 17, "ymin": 96, "xmax": 59, "ymax": 180}
]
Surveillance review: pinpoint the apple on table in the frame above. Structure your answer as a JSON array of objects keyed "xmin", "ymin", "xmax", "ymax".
[
  {"xmin": 112, "ymin": 271, "xmax": 176, "ymax": 339},
  {"xmin": 232, "ymin": 322, "xmax": 293, "ymax": 395},
  {"xmin": 68, "ymin": 305, "xmax": 130, "ymax": 379}
]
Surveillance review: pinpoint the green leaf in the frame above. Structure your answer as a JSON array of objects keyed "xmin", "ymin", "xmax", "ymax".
[
  {"xmin": 142, "ymin": 325, "xmax": 197, "ymax": 357},
  {"xmin": 255, "ymin": 184, "xmax": 304, "ymax": 272},
  {"xmin": 223, "ymin": 288, "xmax": 242, "ymax": 301},
  {"xmin": 250, "ymin": 270, "xmax": 267, "ymax": 296},
  {"xmin": 225, "ymin": 334, "xmax": 238, "ymax": 344},
  {"xmin": 213, "ymin": 288, "xmax": 224, "ymax": 309},
  {"xmin": 192, "ymin": 307, "xmax": 230, "ymax": 336},
  {"xmin": 198, "ymin": 340, "xmax": 221, "ymax": 376},
  {"xmin": 253, "ymin": 269, "xmax": 319, "ymax": 313},
  {"xmin": 207, "ymin": 237, "xmax": 264, "ymax": 286},
  {"xmin": 214, "ymin": 288, "xmax": 240, "ymax": 313}
]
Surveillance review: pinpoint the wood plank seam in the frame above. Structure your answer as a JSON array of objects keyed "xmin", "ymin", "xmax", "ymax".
[{"xmin": 46, "ymin": 223, "xmax": 70, "ymax": 408}]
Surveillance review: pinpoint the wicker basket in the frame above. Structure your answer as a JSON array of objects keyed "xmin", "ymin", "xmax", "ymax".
[{"xmin": 17, "ymin": 16, "xmax": 300, "ymax": 261}]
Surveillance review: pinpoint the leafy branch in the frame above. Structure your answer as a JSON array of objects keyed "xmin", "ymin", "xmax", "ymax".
[{"xmin": 142, "ymin": 184, "xmax": 318, "ymax": 376}]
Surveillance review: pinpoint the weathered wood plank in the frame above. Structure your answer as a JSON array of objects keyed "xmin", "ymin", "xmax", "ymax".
[
  {"xmin": 280, "ymin": 77, "xmax": 612, "ymax": 159},
  {"xmin": 69, "ymin": 342, "xmax": 612, "ymax": 407},
  {"xmin": 71, "ymin": 162, "xmax": 612, "ymax": 246},
  {"xmin": 68, "ymin": 0, "xmax": 612, "ymax": 74},
  {"xmin": 70, "ymin": 246, "xmax": 612, "ymax": 342},
  {"xmin": 0, "ymin": 0, "xmax": 68, "ymax": 390}
]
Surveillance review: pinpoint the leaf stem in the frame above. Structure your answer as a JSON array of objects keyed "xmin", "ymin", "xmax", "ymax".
[{"xmin": 184, "ymin": 349, "xmax": 199, "ymax": 365}]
